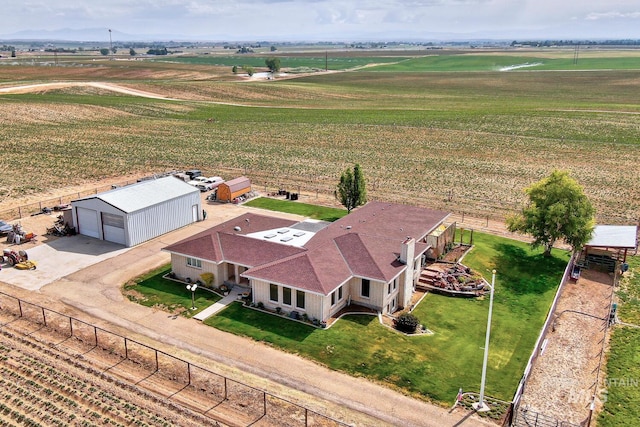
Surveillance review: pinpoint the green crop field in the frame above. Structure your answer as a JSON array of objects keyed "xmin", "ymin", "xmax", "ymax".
[{"xmin": 1, "ymin": 48, "xmax": 639, "ymax": 225}]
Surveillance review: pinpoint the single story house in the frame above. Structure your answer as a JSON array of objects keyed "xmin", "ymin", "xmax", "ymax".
[
  {"xmin": 163, "ymin": 201, "xmax": 453, "ymax": 323},
  {"xmin": 72, "ymin": 176, "xmax": 202, "ymax": 247}
]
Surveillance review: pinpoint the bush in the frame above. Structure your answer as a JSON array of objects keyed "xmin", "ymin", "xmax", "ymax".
[
  {"xmin": 395, "ymin": 313, "xmax": 420, "ymax": 333},
  {"xmin": 200, "ymin": 272, "xmax": 215, "ymax": 288}
]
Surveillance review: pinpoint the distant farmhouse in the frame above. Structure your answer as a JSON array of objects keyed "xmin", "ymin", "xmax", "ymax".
[{"xmin": 163, "ymin": 202, "xmax": 455, "ymax": 324}]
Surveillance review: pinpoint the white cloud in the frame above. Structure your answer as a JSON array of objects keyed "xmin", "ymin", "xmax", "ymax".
[
  {"xmin": 2, "ymin": 0, "xmax": 640, "ymax": 40},
  {"xmin": 586, "ymin": 11, "xmax": 640, "ymax": 21}
]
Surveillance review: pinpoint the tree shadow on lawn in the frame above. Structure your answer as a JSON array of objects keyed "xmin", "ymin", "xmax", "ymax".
[{"xmin": 492, "ymin": 242, "xmax": 568, "ymax": 295}]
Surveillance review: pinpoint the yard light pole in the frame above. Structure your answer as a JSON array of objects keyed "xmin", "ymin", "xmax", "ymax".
[
  {"xmin": 186, "ymin": 283, "xmax": 198, "ymax": 310},
  {"xmin": 473, "ymin": 269, "xmax": 496, "ymax": 412}
]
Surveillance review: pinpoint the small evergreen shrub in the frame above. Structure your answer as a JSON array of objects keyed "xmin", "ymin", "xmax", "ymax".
[{"xmin": 395, "ymin": 313, "xmax": 420, "ymax": 333}]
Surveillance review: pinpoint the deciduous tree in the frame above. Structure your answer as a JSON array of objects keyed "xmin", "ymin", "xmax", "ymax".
[
  {"xmin": 335, "ymin": 164, "xmax": 367, "ymax": 213},
  {"xmin": 507, "ymin": 170, "xmax": 595, "ymax": 256},
  {"xmin": 265, "ymin": 57, "xmax": 281, "ymax": 72}
]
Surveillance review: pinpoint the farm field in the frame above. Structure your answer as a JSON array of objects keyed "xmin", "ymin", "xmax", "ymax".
[{"xmin": 1, "ymin": 48, "xmax": 639, "ymax": 225}]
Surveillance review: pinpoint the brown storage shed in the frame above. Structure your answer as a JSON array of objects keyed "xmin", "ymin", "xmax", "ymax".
[{"xmin": 217, "ymin": 176, "xmax": 251, "ymax": 202}]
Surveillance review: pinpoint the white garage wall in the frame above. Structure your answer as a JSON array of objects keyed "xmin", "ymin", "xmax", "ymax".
[{"xmin": 127, "ymin": 192, "xmax": 201, "ymax": 247}]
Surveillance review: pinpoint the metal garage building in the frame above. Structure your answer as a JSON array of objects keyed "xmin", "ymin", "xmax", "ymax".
[{"xmin": 71, "ymin": 176, "xmax": 202, "ymax": 247}]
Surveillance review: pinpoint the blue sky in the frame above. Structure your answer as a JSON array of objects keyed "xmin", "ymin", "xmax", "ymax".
[{"xmin": 3, "ymin": 0, "xmax": 640, "ymax": 41}]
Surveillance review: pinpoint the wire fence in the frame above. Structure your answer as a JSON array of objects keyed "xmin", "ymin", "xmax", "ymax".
[
  {"xmin": 0, "ymin": 291, "xmax": 351, "ymax": 427},
  {"xmin": 2, "ymin": 168, "xmax": 635, "ymax": 227},
  {"xmin": 505, "ymin": 253, "xmax": 577, "ymax": 427}
]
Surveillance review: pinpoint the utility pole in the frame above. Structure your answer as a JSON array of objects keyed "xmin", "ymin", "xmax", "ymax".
[{"xmin": 108, "ymin": 29, "xmax": 113, "ymax": 60}]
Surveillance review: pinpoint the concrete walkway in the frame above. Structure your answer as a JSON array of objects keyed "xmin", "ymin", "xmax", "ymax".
[{"xmin": 193, "ymin": 285, "xmax": 247, "ymax": 321}]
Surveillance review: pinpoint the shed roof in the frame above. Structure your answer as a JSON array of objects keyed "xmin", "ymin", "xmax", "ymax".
[
  {"xmin": 587, "ymin": 225, "xmax": 638, "ymax": 249},
  {"xmin": 221, "ymin": 176, "xmax": 251, "ymax": 192},
  {"xmin": 73, "ymin": 176, "xmax": 199, "ymax": 214}
]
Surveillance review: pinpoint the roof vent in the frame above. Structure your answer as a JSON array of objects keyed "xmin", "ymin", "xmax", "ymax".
[
  {"xmin": 234, "ymin": 226, "xmax": 241, "ymax": 232},
  {"xmin": 346, "ymin": 226, "xmax": 352, "ymax": 230}
]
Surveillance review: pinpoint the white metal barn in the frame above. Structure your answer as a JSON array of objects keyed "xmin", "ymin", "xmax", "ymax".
[{"xmin": 71, "ymin": 176, "xmax": 202, "ymax": 247}]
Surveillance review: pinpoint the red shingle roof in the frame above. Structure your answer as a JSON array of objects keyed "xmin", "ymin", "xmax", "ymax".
[
  {"xmin": 243, "ymin": 242, "xmax": 353, "ymax": 295},
  {"xmin": 164, "ymin": 203, "xmax": 450, "ymax": 296}
]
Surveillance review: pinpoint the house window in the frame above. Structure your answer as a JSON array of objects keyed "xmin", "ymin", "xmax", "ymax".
[
  {"xmin": 361, "ymin": 279, "xmax": 370, "ymax": 298},
  {"xmin": 283, "ymin": 287, "xmax": 292, "ymax": 305},
  {"xmin": 331, "ymin": 291, "xmax": 336, "ymax": 306},
  {"xmin": 388, "ymin": 282, "xmax": 391, "ymax": 294},
  {"xmin": 186, "ymin": 257, "xmax": 202, "ymax": 269},
  {"xmin": 338, "ymin": 286, "xmax": 343, "ymax": 300},
  {"xmin": 269, "ymin": 284, "xmax": 278, "ymax": 302},
  {"xmin": 296, "ymin": 290, "xmax": 305, "ymax": 309},
  {"xmin": 393, "ymin": 278, "xmax": 398, "ymax": 290}
]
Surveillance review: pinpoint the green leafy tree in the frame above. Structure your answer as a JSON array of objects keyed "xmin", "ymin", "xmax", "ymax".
[
  {"xmin": 507, "ymin": 170, "xmax": 595, "ymax": 257},
  {"xmin": 129, "ymin": 48, "xmax": 136, "ymax": 56},
  {"xmin": 242, "ymin": 65, "xmax": 255, "ymax": 76},
  {"xmin": 99, "ymin": 48, "xmax": 109, "ymax": 56},
  {"xmin": 265, "ymin": 57, "xmax": 281, "ymax": 72},
  {"xmin": 232, "ymin": 65, "xmax": 238, "ymax": 73},
  {"xmin": 335, "ymin": 164, "xmax": 367, "ymax": 213}
]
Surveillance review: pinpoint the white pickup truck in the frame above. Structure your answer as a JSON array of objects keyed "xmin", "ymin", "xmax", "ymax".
[{"xmin": 194, "ymin": 177, "xmax": 225, "ymax": 192}]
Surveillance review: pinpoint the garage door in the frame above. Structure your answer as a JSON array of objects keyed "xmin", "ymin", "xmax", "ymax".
[
  {"xmin": 77, "ymin": 208, "xmax": 100, "ymax": 238},
  {"xmin": 102, "ymin": 212, "xmax": 126, "ymax": 245}
]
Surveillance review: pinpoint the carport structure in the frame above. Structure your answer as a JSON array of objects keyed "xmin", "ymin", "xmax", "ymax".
[
  {"xmin": 71, "ymin": 176, "xmax": 202, "ymax": 247},
  {"xmin": 578, "ymin": 225, "xmax": 638, "ymax": 271}
]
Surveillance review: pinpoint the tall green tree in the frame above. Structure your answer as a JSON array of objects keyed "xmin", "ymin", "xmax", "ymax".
[
  {"xmin": 335, "ymin": 164, "xmax": 367, "ymax": 213},
  {"xmin": 265, "ymin": 57, "xmax": 281, "ymax": 72},
  {"xmin": 507, "ymin": 170, "xmax": 595, "ymax": 257}
]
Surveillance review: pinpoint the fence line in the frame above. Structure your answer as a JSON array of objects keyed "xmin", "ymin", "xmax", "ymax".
[
  {"xmin": 506, "ymin": 253, "xmax": 578, "ymax": 426},
  {"xmin": 2, "ymin": 169, "xmax": 636, "ymax": 226},
  {"xmin": 0, "ymin": 290, "xmax": 350, "ymax": 427}
]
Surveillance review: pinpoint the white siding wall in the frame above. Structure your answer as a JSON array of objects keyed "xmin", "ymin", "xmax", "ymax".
[
  {"xmin": 127, "ymin": 192, "xmax": 201, "ymax": 246},
  {"xmin": 349, "ymin": 277, "xmax": 386, "ymax": 311},
  {"xmin": 252, "ymin": 279, "xmax": 326, "ymax": 322},
  {"xmin": 170, "ymin": 254, "xmax": 221, "ymax": 285}
]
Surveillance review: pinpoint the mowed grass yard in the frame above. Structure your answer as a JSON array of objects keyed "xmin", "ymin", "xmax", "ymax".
[
  {"xmin": 244, "ymin": 197, "xmax": 347, "ymax": 221},
  {"xmin": 1, "ymin": 49, "xmax": 639, "ymax": 224},
  {"xmin": 204, "ymin": 230, "xmax": 569, "ymax": 404}
]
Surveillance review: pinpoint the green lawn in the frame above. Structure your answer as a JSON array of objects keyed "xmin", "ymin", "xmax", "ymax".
[
  {"xmin": 243, "ymin": 197, "xmax": 347, "ymax": 221},
  {"xmin": 205, "ymin": 230, "xmax": 569, "ymax": 404},
  {"xmin": 598, "ymin": 255, "xmax": 640, "ymax": 427},
  {"xmin": 123, "ymin": 265, "xmax": 221, "ymax": 317}
]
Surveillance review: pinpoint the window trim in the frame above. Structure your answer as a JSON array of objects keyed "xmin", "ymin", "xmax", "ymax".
[
  {"xmin": 282, "ymin": 286, "xmax": 292, "ymax": 306},
  {"xmin": 269, "ymin": 283, "xmax": 278, "ymax": 302},
  {"xmin": 186, "ymin": 257, "xmax": 202, "ymax": 269},
  {"xmin": 361, "ymin": 279, "xmax": 370, "ymax": 298},
  {"xmin": 296, "ymin": 290, "xmax": 306, "ymax": 309}
]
